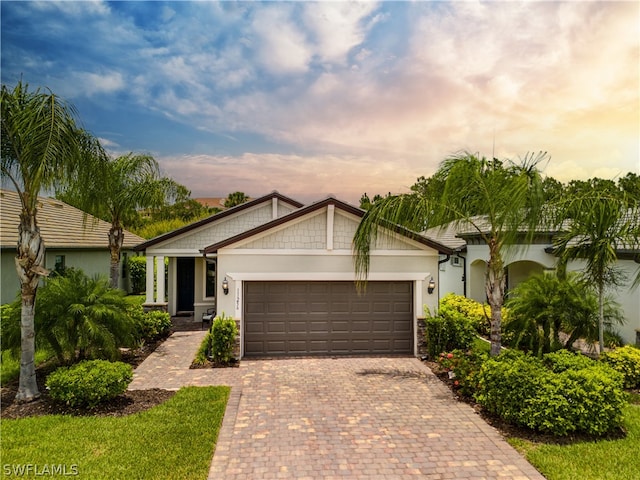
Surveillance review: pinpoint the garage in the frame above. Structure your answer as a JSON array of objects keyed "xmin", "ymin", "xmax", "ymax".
[{"xmin": 244, "ymin": 281, "xmax": 413, "ymax": 356}]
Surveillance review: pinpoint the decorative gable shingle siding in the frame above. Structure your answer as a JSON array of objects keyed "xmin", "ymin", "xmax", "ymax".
[
  {"xmin": 239, "ymin": 212, "xmax": 327, "ymax": 250},
  {"xmin": 157, "ymin": 204, "xmax": 275, "ymax": 252}
]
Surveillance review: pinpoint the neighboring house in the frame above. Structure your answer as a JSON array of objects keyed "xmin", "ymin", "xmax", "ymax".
[
  {"xmin": 425, "ymin": 221, "xmax": 640, "ymax": 346},
  {"xmin": 135, "ymin": 192, "xmax": 453, "ymax": 358},
  {"xmin": 194, "ymin": 197, "xmax": 227, "ymax": 210},
  {"xmin": 0, "ymin": 189, "xmax": 145, "ymax": 304}
]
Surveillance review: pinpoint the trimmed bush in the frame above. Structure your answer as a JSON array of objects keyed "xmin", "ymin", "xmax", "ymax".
[
  {"xmin": 439, "ymin": 293, "xmax": 496, "ymax": 336},
  {"xmin": 543, "ymin": 349, "xmax": 596, "ymax": 373},
  {"xmin": 193, "ymin": 331, "xmax": 213, "ymax": 366},
  {"xmin": 46, "ymin": 360, "xmax": 133, "ymax": 408},
  {"xmin": 601, "ymin": 346, "xmax": 640, "ymax": 389},
  {"xmin": 127, "ymin": 256, "xmax": 147, "ymax": 294},
  {"xmin": 423, "ymin": 312, "xmax": 476, "ymax": 359},
  {"xmin": 437, "ymin": 349, "xmax": 488, "ymax": 397},
  {"xmin": 475, "ymin": 352, "xmax": 626, "ymax": 436},
  {"xmin": 211, "ymin": 313, "xmax": 238, "ymax": 364}
]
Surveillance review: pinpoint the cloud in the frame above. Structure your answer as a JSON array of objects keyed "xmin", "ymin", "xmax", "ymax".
[
  {"xmin": 302, "ymin": 2, "xmax": 379, "ymax": 65},
  {"xmin": 73, "ymin": 71, "xmax": 125, "ymax": 97},
  {"xmin": 249, "ymin": 4, "xmax": 312, "ymax": 75}
]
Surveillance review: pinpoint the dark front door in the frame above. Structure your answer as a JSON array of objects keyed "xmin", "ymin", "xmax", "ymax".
[
  {"xmin": 244, "ymin": 281, "xmax": 413, "ymax": 357},
  {"xmin": 176, "ymin": 257, "xmax": 195, "ymax": 312}
]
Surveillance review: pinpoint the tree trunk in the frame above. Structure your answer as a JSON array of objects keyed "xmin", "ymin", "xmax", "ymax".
[
  {"xmin": 14, "ymin": 210, "xmax": 47, "ymax": 402},
  {"xmin": 598, "ymin": 282, "xmax": 605, "ymax": 354},
  {"xmin": 108, "ymin": 224, "xmax": 124, "ymax": 289},
  {"xmin": 485, "ymin": 238, "xmax": 505, "ymax": 357}
]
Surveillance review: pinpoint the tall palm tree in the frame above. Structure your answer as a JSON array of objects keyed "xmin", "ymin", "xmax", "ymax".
[
  {"xmin": 58, "ymin": 153, "xmax": 181, "ymax": 289},
  {"xmin": 353, "ymin": 152, "xmax": 548, "ymax": 356},
  {"xmin": 1, "ymin": 81, "xmax": 81, "ymax": 401},
  {"xmin": 551, "ymin": 192, "xmax": 639, "ymax": 353}
]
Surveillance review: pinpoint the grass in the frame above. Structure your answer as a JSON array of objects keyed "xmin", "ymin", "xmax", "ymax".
[
  {"xmin": 1, "ymin": 386, "xmax": 229, "ymax": 480},
  {"xmin": 1, "ymin": 349, "xmax": 54, "ymax": 385},
  {"xmin": 508, "ymin": 401, "xmax": 640, "ymax": 480}
]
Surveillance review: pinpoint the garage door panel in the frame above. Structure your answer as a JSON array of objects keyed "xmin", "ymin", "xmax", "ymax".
[{"xmin": 244, "ymin": 281, "xmax": 413, "ymax": 356}]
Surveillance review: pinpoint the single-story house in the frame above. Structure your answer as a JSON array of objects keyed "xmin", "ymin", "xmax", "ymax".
[
  {"xmin": 425, "ymin": 221, "xmax": 640, "ymax": 346},
  {"xmin": 0, "ymin": 189, "xmax": 145, "ymax": 304},
  {"xmin": 134, "ymin": 192, "xmax": 453, "ymax": 358}
]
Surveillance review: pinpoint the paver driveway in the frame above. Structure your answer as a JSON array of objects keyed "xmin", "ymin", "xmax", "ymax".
[{"xmin": 129, "ymin": 331, "xmax": 545, "ymax": 480}]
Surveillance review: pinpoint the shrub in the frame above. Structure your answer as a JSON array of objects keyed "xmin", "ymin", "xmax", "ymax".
[
  {"xmin": 46, "ymin": 360, "xmax": 133, "ymax": 408},
  {"xmin": 134, "ymin": 309, "xmax": 172, "ymax": 342},
  {"xmin": 601, "ymin": 346, "xmax": 640, "ymax": 389},
  {"xmin": 475, "ymin": 352, "xmax": 626, "ymax": 436},
  {"xmin": 438, "ymin": 349, "xmax": 489, "ymax": 397},
  {"xmin": 2, "ymin": 270, "xmax": 134, "ymax": 364},
  {"xmin": 439, "ymin": 293, "xmax": 494, "ymax": 336},
  {"xmin": 211, "ymin": 313, "xmax": 239, "ymax": 364},
  {"xmin": 127, "ymin": 256, "xmax": 147, "ymax": 294},
  {"xmin": 542, "ymin": 349, "xmax": 596, "ymax": 373},
  {"xmin": 193, "ymin": 331, "xmax": 213, "ymax": 366},
  {"xmin": 423, "ymin": 311, "xmax": 476, "ymax": 359}
]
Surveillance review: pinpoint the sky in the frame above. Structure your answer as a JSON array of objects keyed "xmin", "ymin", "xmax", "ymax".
[{"xmin": 2, "ymin": 1, "xmax": 639, "ymax": 205}]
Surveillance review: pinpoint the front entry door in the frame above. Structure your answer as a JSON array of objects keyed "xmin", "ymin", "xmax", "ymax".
[{"xmin": 176, "ymin": 257, "xmax": 195, "ymax": 313}]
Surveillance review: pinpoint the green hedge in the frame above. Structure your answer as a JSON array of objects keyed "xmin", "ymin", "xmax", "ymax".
[
  {"xmin": 475, "ymin": 351, "xmax": 626, "ymax": 436},
  {"xmin": 193, "ymin": 313, "xmax": 238, "ymax": 366},
  {"xmin": 438, "ymin": 293, "xmax": 495, "ymax": 336},
  {"xmin": 211, "ymin": 313, "xmax": 238, "ymax": 364},
  {"xmin": 46, "ymin": 360, "xmax": 133, "ymax": 408},
  {"xmin": 128, "ymin": 256, "xmax": 146, "ymax": 294},
  {"xmin": 601, "ymin": 346, "xmax": 640, "ymax": 389},
  {"xmin": 424, "ymin": 312, "xmax": 476, "ymax": 359}
]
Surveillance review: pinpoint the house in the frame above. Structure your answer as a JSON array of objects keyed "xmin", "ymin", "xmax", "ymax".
[
  {"xmin": 425, "ymin": 221, "xmax": 640, "ymax": 346},
  {"xmin": 0, "ymin": 189, "xmax": 145, "ymax": 304},
  {"xmin": 134, "ymin": 192, "xmax": 453, "ymax": 358}
]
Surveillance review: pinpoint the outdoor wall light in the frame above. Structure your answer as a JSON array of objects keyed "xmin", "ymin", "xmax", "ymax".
[
  {"xmin": 222, "ymin": 277, "xmax": 229, "ymax": 295},
  {"xmin": 427, "ymin": 277, "xmax": 436, "ymax": 295}
]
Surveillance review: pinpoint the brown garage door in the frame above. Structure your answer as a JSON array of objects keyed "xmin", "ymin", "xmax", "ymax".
[{"xmin": 244, "ymin": 281, "xmax": 413, "ymax": 356}]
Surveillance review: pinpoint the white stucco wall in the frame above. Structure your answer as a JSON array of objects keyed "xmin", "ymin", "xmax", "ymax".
[{"xmin": 448, "ymin": 243, "xmax": 639, "ymax": 346}]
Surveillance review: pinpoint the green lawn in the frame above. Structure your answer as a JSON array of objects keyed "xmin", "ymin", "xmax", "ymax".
[
  {"xmin": 509, "ymin": 402, "xmax": 640, "ymax": 480},
  {"xmin": 1, "ymin": 349, "xmax": 54, "ymax": 385},
  {"xmin": 1, "ymin": 386, "xmax": 229, "ymax": 480}
]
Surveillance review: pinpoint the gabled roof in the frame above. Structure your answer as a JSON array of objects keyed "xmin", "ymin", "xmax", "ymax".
[
  {"xmin": 202, "ymin": 196, "xmax": 454, "ymax": 255},
  {"xmin": 134, "ymin": 191, "xmax": 303, "ymax": 251},
  {"xmin": 0, "ymin": 189, "xmax": 145, "ymax": 249}
]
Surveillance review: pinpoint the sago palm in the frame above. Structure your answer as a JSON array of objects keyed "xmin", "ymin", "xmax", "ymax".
[
  {"xmin": 353, "ymin": 152, "xmax": 548, "ymax": 356},
  {"xmin": 1, "ymin": 270, "xmax": 134, "ymax": 364}
]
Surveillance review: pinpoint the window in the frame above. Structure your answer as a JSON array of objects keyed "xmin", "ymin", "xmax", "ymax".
[
  {"xmin": 205, "ymin": 260, "xmax": 216, "ymax": 298},
  {"xmin": 54, "ymin": 255, "xmax": 66, "ymax": 274}
]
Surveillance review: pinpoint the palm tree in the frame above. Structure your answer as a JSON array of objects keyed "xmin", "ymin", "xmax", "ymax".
[
  {"xmin": 1, "ymin": 81, "xmax": 81, "ymax": 401},
  {"xmin": 224, "ymin": 191, "xmax": 250, "ymax": 208},
  {"xmin": 2, "ymin": 269, "xmax": 134, "ymax": 364},
  {"xmin": 505, "ymin": 272, "xmax": 624, "ymax": 355},
  {"xmin": 551, "ymin": 192, "xmax": 639, "ymax": 353},
  {"xmin": 58, "ymin": 153, "xmax": 181, "ymax": 289},
  {"xmin": 353, "ymin": 152, "xmax": 548, "ymax": 356}
]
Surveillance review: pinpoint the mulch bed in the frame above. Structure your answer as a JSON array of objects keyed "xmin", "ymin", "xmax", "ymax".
[
  {"xmin": 422, "ymin": 358, "xmax": 629, "ymax": 445},
  {"xmin": 1, "ymin": 334, "xmax": 174, "ymax": 420}
]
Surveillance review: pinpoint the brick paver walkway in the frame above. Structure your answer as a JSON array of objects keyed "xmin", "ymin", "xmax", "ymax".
[{"xmin": 129, "ymin": 331, "xmax": 546, "ymax": 479}]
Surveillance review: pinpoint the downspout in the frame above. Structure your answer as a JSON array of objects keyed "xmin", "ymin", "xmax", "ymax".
[{"xmin": 457, "ymin": 253, "xmax": 467, "ymax": 297}]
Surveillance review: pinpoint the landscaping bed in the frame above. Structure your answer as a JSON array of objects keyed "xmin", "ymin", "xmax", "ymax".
[
  {"xmin": 1, "ymin": 334, "xmax": 171, "ymax": 420},
  {"xmin": 424, "ymin": 357, "xmax": 632, "ymax": 445}
]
